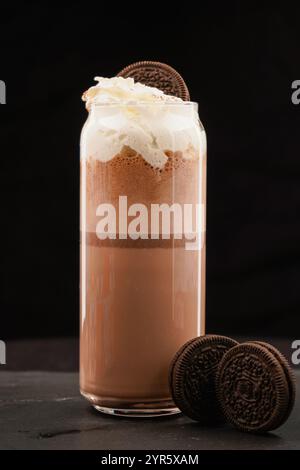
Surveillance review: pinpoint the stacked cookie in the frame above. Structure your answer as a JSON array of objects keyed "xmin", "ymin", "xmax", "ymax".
[{"xmin": 169, "ymin": 335, "xmax": 296, "ymax": 433}]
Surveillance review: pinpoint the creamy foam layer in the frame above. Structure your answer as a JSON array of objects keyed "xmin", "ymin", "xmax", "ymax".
[{"xmin": 81, "ymin": 77, "xmax": 206, "ymax": 169}]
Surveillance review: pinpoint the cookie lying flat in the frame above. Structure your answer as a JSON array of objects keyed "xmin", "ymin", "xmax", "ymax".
[
  {"xmin": 216, "ymin": 342, "xmax": 296, "ymax": 433},
  {"xmin": 169, "ymin": 335, "xmax": 239, "ymax": 424}
]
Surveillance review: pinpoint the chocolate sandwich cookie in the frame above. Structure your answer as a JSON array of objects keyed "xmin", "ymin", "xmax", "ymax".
[
  {"xmin": 169, "ymin": 335, "xmax": 239, "ymax": 424},
  {"xmin": 216, "ymin": 342, "xmax": 295, "ymax": 433},
  {"xmin": 117, "ymin": 61, "xmax": 190, "ymax": 101},
  {"xmin": 250, "ymin": 341, "xmax": 296, "ymax": 427}
]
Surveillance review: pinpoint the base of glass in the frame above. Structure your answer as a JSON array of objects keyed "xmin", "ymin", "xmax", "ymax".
[
  {"xmin": 81, "ymin": 390, "xmax": 180, "ymax": 418},
  {"xmin": 93, "ymin": 404, "xmax": 180, "ymax": 418}
]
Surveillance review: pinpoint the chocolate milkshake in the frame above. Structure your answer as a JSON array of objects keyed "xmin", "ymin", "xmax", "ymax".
[{"xmin": 80, "ymin": 74, "xmax": 206, "ymax": 416}]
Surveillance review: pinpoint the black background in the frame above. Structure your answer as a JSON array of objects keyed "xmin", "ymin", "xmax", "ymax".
[{"xmin": 0, "ymin": 3, "xmax": 299, "ymax": 340}]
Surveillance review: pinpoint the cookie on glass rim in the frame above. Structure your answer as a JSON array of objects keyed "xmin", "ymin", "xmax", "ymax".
[{"xmin": 117, "ymin": 61, "xmax": 190, "ymax": 101}]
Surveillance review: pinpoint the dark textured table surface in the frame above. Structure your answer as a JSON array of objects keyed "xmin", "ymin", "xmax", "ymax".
[{"xmin": 0, "ymin": 338, "xmax": 299, "ymax": 450}]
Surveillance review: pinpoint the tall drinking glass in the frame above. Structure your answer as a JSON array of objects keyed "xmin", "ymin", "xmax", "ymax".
[{"xmin": 80, "ymin": 102, "xmax": 206, "ymax": 416}]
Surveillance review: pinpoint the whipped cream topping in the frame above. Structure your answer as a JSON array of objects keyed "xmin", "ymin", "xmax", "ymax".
[
  {"xmin": 81, "ymin": 77, "xmax": 206, "ymax": 168},
  {"xmin": 82, "ymin": 76, "xmax": 182, "ymax": 108}
]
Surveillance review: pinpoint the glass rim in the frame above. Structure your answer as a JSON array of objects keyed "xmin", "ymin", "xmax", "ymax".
[{"xmin": 89, "ymin": 101, "xmax": 198, "ymax": 107}]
